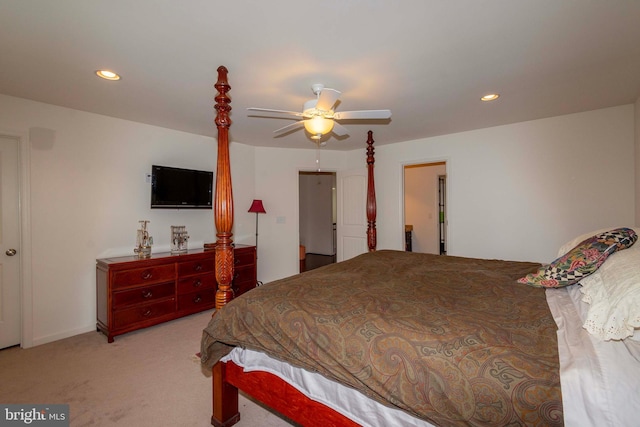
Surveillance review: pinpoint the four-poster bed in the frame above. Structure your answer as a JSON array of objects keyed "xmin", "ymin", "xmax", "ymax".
[
  {"xmin": 202, "ymin": 66, "xmax": 640, "ymax": 427},
  {"xmin": 207, "ymin": 66, "xmax": 379, "ymax": 426}
]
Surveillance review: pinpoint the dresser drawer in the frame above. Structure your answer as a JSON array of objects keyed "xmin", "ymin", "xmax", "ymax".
[
  {"xmin": 234, "ymin": 264, "xmax": 256, "ymax": 284},
  {"xmin": 177, "ymin": 274, "xmax": 215, "ymax": 295},
  {"xmin": 234, "ymin": 249, "xmax": 255, "ymax": 267},
  {"xmin": 234, "ymin": 280, "xmax": 255, "ymax": 298},
  {"xmin": 178, "ymin": 258, "xmax": 214, "ymax": 276},
  {"xmin": 178, "ymin": 289, "xmax": 215, "ymax": 312},
  {"xmin": 112, "ymin": 265, "xmax": 175, "ymax": 289},
  {"xmin": 113, "ymin": 299, "xmax": 175, "ymax": 328},
  {"xmin": 113, "ymin": 282, "xmax": 175, "ymax": 308}
]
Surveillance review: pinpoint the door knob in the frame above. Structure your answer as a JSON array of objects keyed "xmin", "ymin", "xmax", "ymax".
[{"xmin": 5, "ymin": 249, "xmax": 17, "ymax": 256}]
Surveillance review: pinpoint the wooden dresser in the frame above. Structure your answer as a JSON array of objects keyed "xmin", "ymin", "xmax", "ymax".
[{"xmin": 96, "ymin": 245, "xmax": 256, "ymax": 342}]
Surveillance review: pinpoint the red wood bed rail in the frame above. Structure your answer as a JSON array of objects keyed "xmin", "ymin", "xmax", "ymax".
[
  {"xmin": 213, "ymin": 360, "xmax": 360, "ymax": 427},
  {"xmin": 210, "ymin": 66, "xmax": 377, "ymax": 427}
]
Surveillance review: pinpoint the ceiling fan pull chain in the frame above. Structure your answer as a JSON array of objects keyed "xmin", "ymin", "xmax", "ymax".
[{"xmin": 315, "ymin": 142, "xmax": 322, "ymax": 172}]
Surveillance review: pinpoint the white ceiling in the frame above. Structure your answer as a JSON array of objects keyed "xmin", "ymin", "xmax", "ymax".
[{"xmin": 1, "ymin": 1, "xmax": 639, "ymax": 151}]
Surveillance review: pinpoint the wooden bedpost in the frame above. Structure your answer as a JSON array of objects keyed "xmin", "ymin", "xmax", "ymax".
[
  {"xmin": 212, "ymin": 361, "xmax": 240, "ymax": 427},
  {"xmin": 213, "ymin": 66, "xmax": 235, "ymax": 309},
  {"xmin": 366, "ymin": 130, "xmax": 377, "ymax": 252},
  {"xmin": 211, "ymin": 64, "xmax": 241, "ymax": 427}
]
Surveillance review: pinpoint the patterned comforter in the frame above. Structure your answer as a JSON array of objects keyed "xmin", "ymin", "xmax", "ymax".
[{"xmin": 201, "ymin": 250, "xmax": 563, "ymax": 426}]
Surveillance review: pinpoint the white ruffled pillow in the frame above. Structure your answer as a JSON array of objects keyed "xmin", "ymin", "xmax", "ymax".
[{"xmin": 558, "ymin": 228, "xmax": 640, "ymax": 341}]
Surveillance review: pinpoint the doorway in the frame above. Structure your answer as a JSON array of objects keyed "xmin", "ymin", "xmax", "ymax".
[
  {"xmin": 403, "ymin": 162, "xmax": 447, "ymax": 255},
  {"xmin": 299, "ymin": 171, "xmax": 336, "ymax": 271},
  {"xmin": 0, "ymin": 134, "xmax": 22, "ymax": 349}
]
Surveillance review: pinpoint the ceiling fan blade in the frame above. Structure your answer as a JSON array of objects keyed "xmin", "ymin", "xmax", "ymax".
[
  {"xmin": 332, "ymin": 122, "xmax": 349, "ymax": 137},
  {"xmin": 333, "ymin": 109, "xmax": 392, "ymax": 120},
  {"xmin": 247, "ymin": 107, "xmax": 303, "ymax": 118},
  {"xmin": 273, "ymin": 121, "xmax": 305, "ymax": 136},
  {"xmin": 315, "ymin": 88, "xmax": 341, "ymax": 111}
]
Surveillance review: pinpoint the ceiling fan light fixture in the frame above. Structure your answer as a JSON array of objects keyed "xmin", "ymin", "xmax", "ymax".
[
  {"xmin": 481, "ymin": 93, "xmax": 500, "ymax": 101},
  {"xmin": 95, "ymin": 70, "xmax": 121, "ymax": 81},
  {"xmin": 304, "ymin": 116, "xmax": 334, "ymax": 137},
  {"xmin": 247, "ymin": 83, "xmax": 391, "ymax": 141}
]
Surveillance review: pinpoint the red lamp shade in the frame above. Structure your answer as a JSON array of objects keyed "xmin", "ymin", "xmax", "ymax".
[{"xmin": 248, "ymin": 199, "xmax": 266, "ymax": 214}]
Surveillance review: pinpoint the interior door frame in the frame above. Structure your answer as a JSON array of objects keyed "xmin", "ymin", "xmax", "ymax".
[
  {"xmin": 297, "ymin": 168, "xmax": 337, "ymax": 272},
  {"xmin": 1, "ymin": 129, "xmax": 33, "ymax": 348},
  {"xmin": 400, "ymin": 157, "xmax": 451, "ymax": 255}
]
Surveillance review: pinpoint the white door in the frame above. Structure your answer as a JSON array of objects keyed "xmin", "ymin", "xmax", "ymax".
[
  {"xmin": 336, "ymin": 168, "xmax": 368, "ymax": 262},
  {"xmin": 0, "ymin": 135, "xmax": 21, "ymax": 349}
]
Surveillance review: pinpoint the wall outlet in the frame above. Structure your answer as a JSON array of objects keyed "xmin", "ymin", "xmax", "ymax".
[{"xmin": 276, "ymin": 216, "xmax": 286, "ymax": 224}]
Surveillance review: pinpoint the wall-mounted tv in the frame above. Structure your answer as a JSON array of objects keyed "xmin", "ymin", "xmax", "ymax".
[{"xmin": 151, "ymin": 165, "xmax": 213, "ymax": 209}]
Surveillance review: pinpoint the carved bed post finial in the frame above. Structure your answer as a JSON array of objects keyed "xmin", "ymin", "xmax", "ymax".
[
  {"xmin": 213, "ymin": 66, "xmax": 235, "ymax": 309},
  {"xmin": 366, "ymin": 130, "xmax": 377, "ymax": 252}
]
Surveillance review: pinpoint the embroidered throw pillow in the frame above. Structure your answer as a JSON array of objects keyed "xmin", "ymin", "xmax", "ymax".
[{"xmin": 517, "ymin": 227, "xmax": 637, "ymax": 288}]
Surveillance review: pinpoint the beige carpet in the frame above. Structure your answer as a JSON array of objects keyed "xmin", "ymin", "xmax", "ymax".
[{"xmin": 0, "ymin": 311, "xmax": 296, "ymax": 427}]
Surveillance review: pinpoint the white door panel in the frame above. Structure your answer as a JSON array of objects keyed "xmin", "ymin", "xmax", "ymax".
[
  {"xmin": 0, "ymin": 135, "xmax": 21, "ymax": 349},
  {"xmin": 336, "ymin": 169, "xmax": 367, "ymax": 262}
]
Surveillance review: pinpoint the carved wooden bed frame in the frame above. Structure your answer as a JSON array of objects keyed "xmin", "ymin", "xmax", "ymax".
[{"xmin": 210, "ymin": 66, "xmax": 377, "ymax": 427}]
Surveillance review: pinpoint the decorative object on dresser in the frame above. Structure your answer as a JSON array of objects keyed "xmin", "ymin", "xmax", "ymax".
[
  {"xmin": 133, "ymin": 220, "xmax": 153, "ymax": 258},
  {"xmin": 170, "ymin": 225, "xmax": 189, "ymax": 254},
  {"xmin": 96, "ymin": 245, "xmax": 255, "ymax": 342},
  {"xmin": 247, "ymin": 199, "xmax": 266, "ymax": 254}
]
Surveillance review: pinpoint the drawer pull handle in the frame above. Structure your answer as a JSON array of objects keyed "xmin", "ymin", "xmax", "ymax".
[
  {"xmin": 234, "ymin": 258, "xmax": 240, "ymax": 265},
  {"xmin": 193, "ymin": 280, "xmax": 202, "ymax": 288},
  {"xmin": 193, "ymin": 296, "xmax": 202, "ymax": 304},
  {"xmin": 194, "ymin": 264, "xmax": 203, "ymax": 271},
  {"xmin": 141, "ymin": 271, "xmax": 153, "ymax": 280},
  {"xmin": 142, "ymin": 309, "xmax": 153, "ymax": 317},
  {"xmin": 234, "ymin": 272, "xmax": 240, "ymax": 280},
  {"xmin": 142, "ymin": 290, "xmax": 153, "ymax": 299}
]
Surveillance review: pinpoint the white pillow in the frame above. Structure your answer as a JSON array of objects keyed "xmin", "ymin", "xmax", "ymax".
[{"xmin": 564, "ymin": 229, "xmax": 640, "ymax": 341}]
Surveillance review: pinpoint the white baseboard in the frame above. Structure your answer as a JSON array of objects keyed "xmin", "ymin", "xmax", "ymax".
[{"xmin": 30, "ymin": 324, "xmax": 97, "ymax": 348}]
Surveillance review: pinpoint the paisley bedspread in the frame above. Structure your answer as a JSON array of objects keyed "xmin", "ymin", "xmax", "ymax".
[{"xmin": 201, "ymin": 250, "xmax": 563, "ymax": 426}]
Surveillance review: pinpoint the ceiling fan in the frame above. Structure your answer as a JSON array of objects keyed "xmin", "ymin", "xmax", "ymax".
[{"xmin": 247, "ymin": 84, "xmax": 391, "ymax": 141}]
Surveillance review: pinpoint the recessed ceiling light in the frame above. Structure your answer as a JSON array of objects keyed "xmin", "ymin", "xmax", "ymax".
[
  {"xmin": 481, "ymin": 93, "xmax": 500, "ymax": 101},
  {"xmin": 95, "ymin": 70, "xmax": 121, "ymax": 81}
]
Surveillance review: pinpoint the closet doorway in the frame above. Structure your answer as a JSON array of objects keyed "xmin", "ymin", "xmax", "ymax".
[
  {"xmin": 299, "ymin": 171, "xmax": 337, "ymax": 271},
  {"xmin": 404, "ymin": 162, "xmax": 447, "ymax": 255}
]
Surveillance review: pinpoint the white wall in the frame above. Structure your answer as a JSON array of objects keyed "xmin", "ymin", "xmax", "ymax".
[
  {"xmin": 357, "ymin": 105, "xmax": 636, "ymax": 263},
  {"xmin": 0, "ymin": 94, "xmax": 255, "ymax": 347},
  {"xmin": 254, "ymin": 147, "xmax": 347, "ymax": 283}
]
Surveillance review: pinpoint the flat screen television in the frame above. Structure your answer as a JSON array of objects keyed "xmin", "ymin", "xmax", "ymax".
[{"xmin": 150, "ymin": 165, "xmax": 213, "ymax": 209}]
